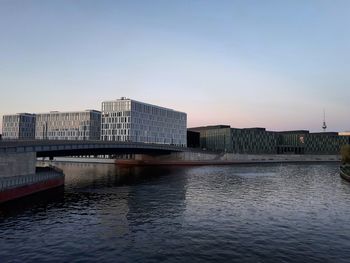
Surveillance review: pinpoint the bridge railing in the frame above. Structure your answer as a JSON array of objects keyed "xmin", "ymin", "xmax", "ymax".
[
  {"xmin": 0, "ymin": 139, "xmax": 184, "ymax": 147},
  {"xmin": 0, "ymin": 140, "xmax": 188, "ymax": 155},
  {"xmin": 0, "ymin": 169, "xmax": 64, "ymax": 191},
  {"xmin": 0, "ymin": 139, "xmax": 215, "ymax": 155}
]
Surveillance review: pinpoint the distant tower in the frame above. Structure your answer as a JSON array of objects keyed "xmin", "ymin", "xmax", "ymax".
[{"xmin": 322, "ymin": 109, "xmax": 327, "ymax": 132}]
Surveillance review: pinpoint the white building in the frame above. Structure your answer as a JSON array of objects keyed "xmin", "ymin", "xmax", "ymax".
[
  {"xmin": 2, "ymin": 113, "xmax": 36, "ymax": 140},
  {"xmin": 101, "ymin": 98, "xmax": 187, "ymax": 146},
  {"xmin": 35, "ymin": 110, "xmax": 101, "ymax": 140}
]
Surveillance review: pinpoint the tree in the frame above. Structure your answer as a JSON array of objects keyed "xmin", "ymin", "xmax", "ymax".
[{"xmin": 341, "ymin": 144, "xmax": 350, "ymax": 164}]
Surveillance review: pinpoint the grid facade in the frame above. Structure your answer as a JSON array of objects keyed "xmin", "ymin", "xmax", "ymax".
[
  {"xmin": 304, "ymin": 133, "xmax": 349, "ymax": 154},
  {"xmin": 231, "ymin": 128, "xmax": 277, "ymax": 154},
  {"xmin": 196, "ymin": 127, "xmax": 232, "ymax": 152},
  {"xmin": 2, "ymin": 113, "xmax": 36, "ymax": 140},
  {"xmin": 276, "ymin": 131, "xmax": 308, "ymax": 154},
  {"xmin": 101, "ymin": 98, "xmax": 187, "ymax": 146},
  {"xmin": 190, "ymin": 127, "xmax": 276, "ymax": 153},
  {"xmin": 190, "ymin": 125, "xmax": 350, "ymax": 154},
  {"xmin": 35, "ymin": 110, "xmax": 101, "ymax": 140}
]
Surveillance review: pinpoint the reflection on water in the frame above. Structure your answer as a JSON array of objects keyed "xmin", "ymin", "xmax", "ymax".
[{"xmin": 1, "ymin": 163, "xmax": 350, "ymax": 262}]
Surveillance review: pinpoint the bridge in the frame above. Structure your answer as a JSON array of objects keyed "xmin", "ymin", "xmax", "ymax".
[
  {"xmin": 0, "ymin": 140, "xmax": 201, "ymax": 203},
  {"xmin": 0, "ymin": 140, "xmax": 187, "ymax": 158}
]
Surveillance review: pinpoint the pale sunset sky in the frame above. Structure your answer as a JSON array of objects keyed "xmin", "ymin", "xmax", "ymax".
[{"xmin": 0, "ymin": 0, "xmax": 349, "ymax": 132}]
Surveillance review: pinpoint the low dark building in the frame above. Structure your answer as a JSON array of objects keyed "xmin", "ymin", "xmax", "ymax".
[
  {"xmin": 188, "ymin": 125, "xmax": 230, "ymax": 151},
  {"xmin": 189, "ymin": 125, "xmax": 276, "ymax": 153},
  {"xmin": 231, "ymin": 128, "xmax": 277, "ymax": 154},
  {"xmin": 189, "ymin": 125, "xmax": 350, "ymax": 155},
  {"xmin": 276, "ymin": 130, "xmax": 309, "ymax": 154}
]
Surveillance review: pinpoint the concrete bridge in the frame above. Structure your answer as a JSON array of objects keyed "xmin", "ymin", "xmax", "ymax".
[
  {"xmin": 0, "ymin": 140, "xmax": 186, "ymax": 158},
  {"xmin": 0, "ymin": 140, "xmax": 194, "ymax": 202}
]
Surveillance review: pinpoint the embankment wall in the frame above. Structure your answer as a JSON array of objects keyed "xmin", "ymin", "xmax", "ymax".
[{"xmin": 0, "ymin": 152, "xmax": 36, "ymax": 178}]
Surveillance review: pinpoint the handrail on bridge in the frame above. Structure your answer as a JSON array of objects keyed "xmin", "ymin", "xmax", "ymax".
[{"xmin": 0, "ymin": 140, "xmax": 190, "ymax": 155}]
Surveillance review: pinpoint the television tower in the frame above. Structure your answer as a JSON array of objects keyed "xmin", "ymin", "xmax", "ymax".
[{"xmin": 322, "ymin": 109, "xmax": 327, "ymax": 132}]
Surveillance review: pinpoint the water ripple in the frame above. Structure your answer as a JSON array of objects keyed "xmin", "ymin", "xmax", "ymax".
[{"xmin": 1, "ymin": 163, "xmax": 350, "ymax": 262}]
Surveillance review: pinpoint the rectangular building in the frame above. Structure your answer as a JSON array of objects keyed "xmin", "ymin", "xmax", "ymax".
[
  {"xmin": 189, "ymin": 126, "xmax": 277, "ymax": 153},
  {"xmin": 277, "ymin": 131, "xmax": 350, "ymax": 154},
  {"xmin": 276, "ymin": 130, "xmax": 309, "ymax": 154},
  {"xmin": 2, "ymin": 113, "xmax": 36, "ymax": 140},
  {"xmin": 189, "ymin": 125, "xmax": 350, "ymax": 155},
  {"xmin": 35, "ymin": 110, "xmax": 101, "ymax": 140},
  {"xmin": 231, "ymin": 128, "xmax": 277, "ymax": 154},
  {"xmin": 305, "ymin": 132, "xmax": 349, "ymax": 154},
  {"xmin": 101, "ymin": 97, "xmax": 187, "ymax": 146},
  {"xmin": 189, "ymin": 125, "xmax": 231, "ymax": 152}
]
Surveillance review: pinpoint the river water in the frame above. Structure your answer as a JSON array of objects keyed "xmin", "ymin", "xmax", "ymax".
[{"xmin": 1, "ymin": 163, "xmax": 350, "ymax": 262}]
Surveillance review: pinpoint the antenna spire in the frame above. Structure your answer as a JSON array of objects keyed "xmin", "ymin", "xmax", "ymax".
[{"xmin": 322, "ymin": 108, "xmax": 327, "ymax": 132}]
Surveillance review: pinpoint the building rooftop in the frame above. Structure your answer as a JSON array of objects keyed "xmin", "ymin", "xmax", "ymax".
[
  {"xmin": 37, "ymin": 109, "xmax": 101, "ymax": 114},
  {"xmin": 276, "ymin": 130, "xmax": 310, "ymax": 134},
  {"xmin": 188, "ymin": 125, "xmax": 231, "ymax": 131},
  {"xmin": 102, "ymin": 97, "xmax": 186, "ymax": 114},
  {"xmin": 3, "ymin": 113, "xmax": 35, "ymax": 116},
  {"xmin": 310, "ymin": 132, "xmax": 339, "ymax": 136},
  {"xmin": 242, "ymin": 127, "xmax": 266, "ymax": 131}
]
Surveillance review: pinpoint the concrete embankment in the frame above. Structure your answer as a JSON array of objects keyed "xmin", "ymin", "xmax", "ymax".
[
  {"xmin": 48, "ymin": 152, "xmax": 341, "ymax": 166},
  {"xmin": 0, "ymin": 152, "xmax": 64, "ymax": 203},
  {"xmin": 117, "ymin": 152, "xmax": 341, "ymax": 165}
]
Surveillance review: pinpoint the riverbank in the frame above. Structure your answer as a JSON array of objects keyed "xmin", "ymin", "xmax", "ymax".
[
  {"xmin": 44, "ymin": 153, "xmax": 341, "ymax": 166},
  {"xmin": 0, "ymin": 166, "xmax": 64, "ymax": 204}
]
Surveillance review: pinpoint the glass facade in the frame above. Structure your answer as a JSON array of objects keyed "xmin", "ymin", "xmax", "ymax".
[
  {"xmin": 304, "ymin": 133, "xmax": 349, "ymax": 154},
  {"xmin": 231, "ymin": 128, "xmax": 277, "ymax": 154},
  {"xmin": 2, "ymin": 113, "xmax": 36, "ymax": 140},
  {"xmin": 35, "ymin": 110, "xmax": 101, "ymax": 140},
  {"xmin": 189, "ymin": 126, "xmax": 350, "ymax": 154}
]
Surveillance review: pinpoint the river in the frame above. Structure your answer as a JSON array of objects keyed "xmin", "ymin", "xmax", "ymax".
[{"xmin": 1, "ymin": 163, "xmax": 350, "ymax": 262}]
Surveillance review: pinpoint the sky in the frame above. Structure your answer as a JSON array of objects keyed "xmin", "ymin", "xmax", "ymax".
[{"xmin": 0, "ymin": 0, "xmax": 349, "ymax": 132}]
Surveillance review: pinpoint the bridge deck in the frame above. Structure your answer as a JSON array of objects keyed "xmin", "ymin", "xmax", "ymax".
[{"xmin": 0, "ymin": 140, "xmax": 189, "ymax": 157}]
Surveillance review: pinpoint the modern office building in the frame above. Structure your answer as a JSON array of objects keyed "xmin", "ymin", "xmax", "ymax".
[
  {"xmin": 231, "ymin": 128, "xmax": 277, "ymax": 154},
  {"xmin": 189, "ymin": 125, "xmax": 349, "ymax": 154},
  {"xmin": 277, "ymin": 131, "xmax": 350, "ymax": 154},
  {"xmin": 276, "ymin": 130, "xmax": 309, "ymax": 154},
  {"xmin": 2, "ymin": 113, "xmax": 36, "ymax": 140},
  {"xmin": 305, "ymin": 132, "xmax": 349, "ymax": 154},
  {"xmin": 189, "ymin": 126, "xmax": 277, "ymax": 153},
  {"xmin": 189, "ymin": 125, "xmax": 231, "ymax": 152},
  {"xmin": 35, "ymin": 110, "xmax": 101, "ymax": 140},
  {"xmin": 101, "ymin": 97, "xmax": 187, "ymax": 146}
]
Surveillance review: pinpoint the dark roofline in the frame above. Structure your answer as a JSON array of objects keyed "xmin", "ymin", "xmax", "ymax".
[
  {"xmin": 276, "ymin": 130, "xmax": 310, "ymax": 134},
  {"xmin": 310, "ymin": 132, "xmax": 339, "ymax": 136},
  {"xmin": 242, "ymin": 127, "xmax": 266, "ymax": 131},
  {"xmin": 188, "ymin": 125, "xmax": 231, "ymax": 131}
]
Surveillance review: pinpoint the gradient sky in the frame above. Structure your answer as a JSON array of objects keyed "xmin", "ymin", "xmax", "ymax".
[{"xmin": 1, "ymin": 0, "xmax": 349, "ymax": 132}]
